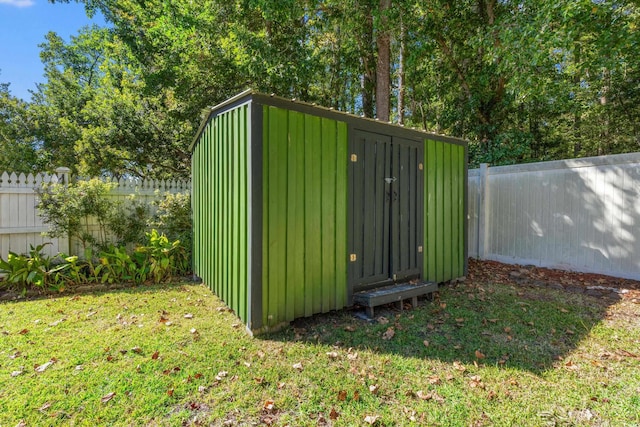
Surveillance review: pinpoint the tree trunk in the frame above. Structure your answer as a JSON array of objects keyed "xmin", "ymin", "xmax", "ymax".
[
  {"xmin": 397, "ymin": 18, "xmax": 406, "ymax": 125},
  {"xmin": 375, "ymin": 0, "xmax": 391, "ymax": 122},
  {"xmin": 360, "ymin": 0, "xmax": 376, "ymax": 118}
]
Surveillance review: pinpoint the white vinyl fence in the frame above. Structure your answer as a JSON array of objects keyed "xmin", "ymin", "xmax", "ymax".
[
  {"xmin": 468, "ymin": 153, "xmax": 640, "ymax": 280},
  {"xmin": 0, "ymin": 168, "xmax": 190, "ymax": 260}
]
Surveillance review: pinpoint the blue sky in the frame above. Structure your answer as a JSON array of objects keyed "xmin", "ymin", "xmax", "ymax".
[{"xmin": 0, "ymin": 0, "xmax": 105, "ymax": 101}]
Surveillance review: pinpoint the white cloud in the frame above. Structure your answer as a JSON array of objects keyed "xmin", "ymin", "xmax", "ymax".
[{"xmin": 0, "ymin": 0, "xmax": 35, "ymax": 7}]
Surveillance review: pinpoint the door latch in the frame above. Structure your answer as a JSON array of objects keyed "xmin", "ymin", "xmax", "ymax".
[{"xmin": 384, "ymin": 177, "xmax": 397, "ymax": 184}]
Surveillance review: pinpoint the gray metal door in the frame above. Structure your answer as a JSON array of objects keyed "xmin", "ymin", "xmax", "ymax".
[{"xmin": 349, "ymin": 130, "xmax": 424, "ymax": 292}]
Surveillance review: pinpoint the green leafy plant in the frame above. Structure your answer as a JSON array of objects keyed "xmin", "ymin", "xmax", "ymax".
[
  {"xmin": 150, "ymin": 192, "xmax": 192, "ymax": 273},
  {"xmin": 135, "ymin": 229, "xmax": 186, "ymax": 283},
  {"xmin": 0, "ymin": 243, "xmax": 68, "ymax": 292},
  {"xmin": 37, "ymin": 179, "xmax": 118, "ymax": 251}
]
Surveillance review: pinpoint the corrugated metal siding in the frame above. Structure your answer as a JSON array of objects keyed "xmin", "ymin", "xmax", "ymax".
[
  {"xmin": 424, "ymin": 140, "xmax": 466, "ymax": 283},
  {"xmin": 192, "ymin": 104, "xmax": 250, "ymax": 322},
  {"xmin": 262, "ymin": 106, "xmax": 348, "ymax": 328}
]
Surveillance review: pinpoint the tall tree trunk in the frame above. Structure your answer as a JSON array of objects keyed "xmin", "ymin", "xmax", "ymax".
[
  {"xmin": 397, "ymin": 18, "xmax": 406, "ymax": 125},
  {"xmin": 375, "ymin": 0, "xmax": 391, "ymax": 121},
  {"xmin": 361, "ymin": 1, "xmax": 375, "ymax": 118}
]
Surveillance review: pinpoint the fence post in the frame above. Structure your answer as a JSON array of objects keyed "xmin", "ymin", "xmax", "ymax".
[
  {"xmin": 53, "ymin": 166, "xmax": 72, "ymax": 255},
  {"xmin": 477, "ymin": 163, "xmax": 489, "ymax": 259},
  {"xmin": 55, "ymin": 167, "xmax": 72, "ymax": 185}
]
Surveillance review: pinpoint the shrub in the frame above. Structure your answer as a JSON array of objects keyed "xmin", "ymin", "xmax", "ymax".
[{"xmin": 150, "ymin": 192, "xmax": 191, "ymax": 273}]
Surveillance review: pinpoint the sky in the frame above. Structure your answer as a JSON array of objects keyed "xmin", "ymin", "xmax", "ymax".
[{"xmin": 0, "ymin": 0, "xmax": 106, "ymax": 101}]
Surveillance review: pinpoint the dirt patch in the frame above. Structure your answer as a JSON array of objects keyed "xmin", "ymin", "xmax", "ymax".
[{"xmin": 466, "ymin": 259, "xmax": 640, "ymax": 303}]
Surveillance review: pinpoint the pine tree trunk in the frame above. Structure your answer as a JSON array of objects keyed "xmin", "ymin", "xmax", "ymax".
[{"xmin": 375, "ymin": 0, "xmax": 391, "ymax": 122}]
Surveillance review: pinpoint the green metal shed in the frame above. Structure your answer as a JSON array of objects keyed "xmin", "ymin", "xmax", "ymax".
[{"xmin": 191, "ymin": 90, "xmax": 467, "ymax": 334}]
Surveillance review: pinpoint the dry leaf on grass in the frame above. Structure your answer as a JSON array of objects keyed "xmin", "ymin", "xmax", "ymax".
[
  {"xmin": 382, "ymin": 327, "xmax": 395, "ymax": 340},
  {"xmin": 329, "ymin": 407, "xmax": 339, "ymax": 420},
  {"xmin": 364, "ymin": 414, "xmax": 380, "ymax": 425},
  {"xmin": 101, "ymin": 392, "xmax": 116, "ymax": 403}
]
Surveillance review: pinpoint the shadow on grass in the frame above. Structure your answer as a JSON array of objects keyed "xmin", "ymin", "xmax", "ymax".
[{"xmin": 263, "ymin": 281, "xmax": 619, "ymax": 375}]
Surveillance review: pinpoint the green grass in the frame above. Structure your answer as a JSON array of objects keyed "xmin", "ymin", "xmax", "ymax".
[{"xmin": 1, "ymin": 281, "xmax": 639, "ymax": 426}]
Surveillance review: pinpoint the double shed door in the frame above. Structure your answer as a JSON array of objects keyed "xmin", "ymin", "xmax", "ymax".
[{"xmin": 349, "ymin": 130, "xmax": 424, "ymax": 292}]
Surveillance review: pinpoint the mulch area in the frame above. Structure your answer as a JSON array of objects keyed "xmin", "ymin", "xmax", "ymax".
[{"xmin": 466, "ymin": 258, "xmax": 640, "ymax": 302}]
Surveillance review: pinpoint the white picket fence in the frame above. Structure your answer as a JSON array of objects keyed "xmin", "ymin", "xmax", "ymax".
[
  {"xmin": 468, "ymin": 152, "xmax": 640, "ymax": 280},
  {"xmin": 0, "ymin": 168, "xmax": 190, "ymax": 260}
]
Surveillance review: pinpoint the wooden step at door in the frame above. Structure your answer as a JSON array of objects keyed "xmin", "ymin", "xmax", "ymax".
[{"xmin": 352, "ymin": 281, "xmax": 438, "ymax": 318}]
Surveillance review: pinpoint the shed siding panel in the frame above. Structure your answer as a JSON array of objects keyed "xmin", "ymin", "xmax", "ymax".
[
  {"xmin": 192, "ymin": 104, "xmax": 250, "ymax": 323},
  {"xmin": 262, "ymin": 106, "xmax": 348, "ymax": 328},
  {"xmin": 424, "ymin": 139, "xmax": 466, "ymax": 283}
]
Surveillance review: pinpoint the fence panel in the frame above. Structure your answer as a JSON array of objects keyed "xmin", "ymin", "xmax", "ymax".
[{"xmin": 469, "ymin": 153, "xmax": 640, "ymax": 280}]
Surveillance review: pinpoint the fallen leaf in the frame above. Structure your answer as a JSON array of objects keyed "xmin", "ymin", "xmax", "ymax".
[
  {"xmin": 453, "ymin": 361, "xmax": 466, "ymax": 372},
  {"xmin": 263, "ymin": 399, "xmax": 275, "ymax": 411},
  {"xmin": 277, "ymin": 382, "xmax": 286, "ymax": 389},
  {"xmin": 416, "ymin": 390, "xmax": 432, "ymax": 400},
  {"xmin": 347, "ymin": 352, "xmax": 358, "ymax": 361},
  {"xmin": 101, "ymin": 392, "xmax": 116, "ymax": 403},
  {"xmin": 190, "ymin": 328, "xmax": 198, "ymax": 334},
  {"xmin": 326, "ymin": 351, "xmax": 339, "ymax": 359},
  {"xmin": 369, "ymin": 384, "xmax": 380, "ymax": 394},
  {"xmin": 329, "ymin": 407, "xmax": 339, "ymax": 420},
  {"xmin": 167, "ymin": 389, "xmax": 174, "ymax": 397},
  {"xmin": 292, "ymin": 362, "xmax": 303, "ymax": 371},
  {"xmin": 216, "ymin": 371, "xmax": 228, "ymax": 380},
  {"xmin": 423, "ymin": 340, "xmax": 429, "ymax": 347},
  {"xmin": 344, "ymin": 325, "xmax": 356, "ymax": 332},
  {"xmin": 378, "ymin": 316, "xmax": 389, "ymax": 325},
  {"xmin": 11, "ymin": 370, "xmax": 23, "ymax": 377},
  {"xmin": 337, "ymin": 390, "xmax": 347, "ymax": 401},
  {"xmin": 38, "ymin": 402, "xmax": 52, "ymax": 412},
  {"xmin": 35, "ymin": 360, "xmax": 55, "ymax": 373},
  {"xmin": 381, "ymin": 327, "xmax": 395, "ymax": 340},
  {"xmin": 428, "ymin": 375, "xmax": 441, "ymax": 385},
  {"xmin": 353, "ymin": 390, "xmax": 360, "ymax": 401},
  {"xmin": 364, "ymin": 414, "xmax": 380, "ymax": 425},
  {"xmin": 475, "ymin": 350, "xmax": 486, "ymax": 359},
  {"xmin": 151, "ymin": 350, "xmax": 159, "ymax": 360},
  {"xmin": 503, "ymin": 327, "xmax": 511, "ymax": 333},
  {"xmin": 18, "ymin": 329, "xmax": 29, "ymax": 335},
  {"xmin": 184, "ymin": 313, "xmax": 194, "ymax": 319},
  {"xmin": 131, "ymin": 346, "xmax": 142, "ymax": 354},
  {"xmin": 15, "ymin": 420, "xmax": 26, "ymax": 427},
  {"xmin": 487, "ymin": 390, "xmax": 497, "ymax": 400},
  {"xmin": 469, "ymin": 375, "xmax": 484, "ymax": 388}
]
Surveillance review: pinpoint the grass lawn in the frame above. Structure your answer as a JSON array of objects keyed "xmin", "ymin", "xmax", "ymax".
[{"xmin": 1, "ymin": 274, "xmax": 639, "ymax": 426}]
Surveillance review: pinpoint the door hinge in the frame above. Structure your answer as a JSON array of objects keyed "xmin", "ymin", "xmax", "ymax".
[
  {"xmin": 418, "ymin": 162, "xmax": 423, "ymax": 171},
  {"xmin": 350, "ymin": 253, "xmax": 357, "ymax": 262},
  {"xmin": 350, "ymin": 154, "xmax": 358, "ymax": 162},
  {"xmin": 418, "ymin": 245, "xmax": 423, "ymax": 253}
]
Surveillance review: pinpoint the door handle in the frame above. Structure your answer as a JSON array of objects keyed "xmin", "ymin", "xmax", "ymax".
[{"xmin": 384, "ymin": 177, "xmax": 397, "ymax": 184}]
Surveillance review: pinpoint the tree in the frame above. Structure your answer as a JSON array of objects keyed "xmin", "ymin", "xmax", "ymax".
[
  {"xmin": 0, "ymin": 79, "xmax": 42, "ymax": 173},
  {"xmin": 31, "ymin": 27, "xmax": 191, "ymax": 179}
]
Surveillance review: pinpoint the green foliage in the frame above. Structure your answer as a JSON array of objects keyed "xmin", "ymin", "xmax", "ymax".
[
  {"xmin": 150, "ymin": 192, "xmax": 191, "ymax": 271},
  {"xmin": 0, "ymin": 243, "xmax": 69, "ymax": 292},
  {"xmin": 108, "ymin": 197, "xmax": 150, "ymax": 248},
  {"xmin": 0, "ymin": 80, "xmax": 44, "ymax": 173},
  {"xmin": 0, "ymin": 231, "xmax": 187, "ymax": 292},
  {"xmin": 37, "ymin": 178, "xmax": 117, "ymax": 251}
]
